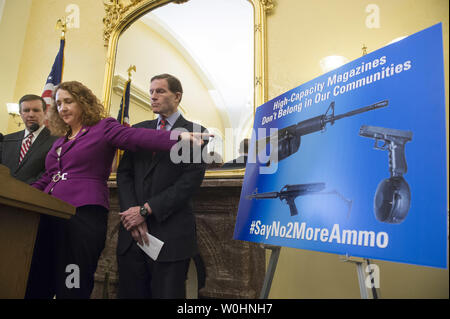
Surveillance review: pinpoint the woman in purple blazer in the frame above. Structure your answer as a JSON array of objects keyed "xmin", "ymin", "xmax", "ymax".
[{"xmin": 32, "ymin": 81, "xmax": 206, "ymax": 298}]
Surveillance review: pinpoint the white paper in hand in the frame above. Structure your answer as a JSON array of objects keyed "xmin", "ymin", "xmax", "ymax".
[{"xmin": 137, "ymin": 232, "xmax": 164, "ymax": 261}]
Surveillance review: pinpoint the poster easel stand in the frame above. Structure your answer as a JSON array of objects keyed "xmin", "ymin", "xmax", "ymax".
[
  {"xmin": 258, "ymin": 245, "xmax": 381, "ymax": 299},
  {"xmin": 259, "ymin": 244, "xmax": 281, "ymax": 299},
  {"xmin": 340, "ymin": 255, "xmax": 380, "ymax": 299}
]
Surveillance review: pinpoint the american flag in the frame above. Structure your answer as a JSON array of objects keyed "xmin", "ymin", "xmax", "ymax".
[
  {"xmin": 42, "ymin": 39, "xmax": 65, "ymax": 108},
  {"xmin": 117, "ymin": 80, "xmax": 131, "ymax": 127}
]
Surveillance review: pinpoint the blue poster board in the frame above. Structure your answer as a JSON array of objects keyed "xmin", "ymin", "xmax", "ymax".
[{"xmin": 233, "ymin": 23, "xmax": 447, "ymax": 268}]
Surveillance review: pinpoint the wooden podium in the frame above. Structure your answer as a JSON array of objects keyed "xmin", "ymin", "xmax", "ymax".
[{"xmin": 0, "ymin": 164, "xmax": 75, "ymax": 298}]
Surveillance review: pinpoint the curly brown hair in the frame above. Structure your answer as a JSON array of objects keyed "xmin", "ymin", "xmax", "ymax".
[{"xmin": 47, "ymin": 81, "xmax": 106, "ymax": 136}]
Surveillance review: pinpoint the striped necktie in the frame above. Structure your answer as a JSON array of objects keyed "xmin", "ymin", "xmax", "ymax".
[{"xmin": 19, "ymin": 134, "xmax": 33, "ymax": 163}]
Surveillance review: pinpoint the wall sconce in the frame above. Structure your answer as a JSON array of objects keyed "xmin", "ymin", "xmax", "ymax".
[{"xmin": 6, "ymin": 103, "xmax": 23, "ymax": 127}]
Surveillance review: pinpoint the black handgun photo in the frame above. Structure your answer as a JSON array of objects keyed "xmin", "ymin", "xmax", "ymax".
[{"xmin": 359, "ymin": 125, "xmax": 413, "ymax": 224}]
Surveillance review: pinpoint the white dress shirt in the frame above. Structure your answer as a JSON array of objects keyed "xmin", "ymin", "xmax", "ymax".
[
  {"xmin": 23, "ymin": 125, "xmax": 45, "ymax": 144},
  {"xmin": 157, "ymin": 111, "xmax": 180, "ymax": 131}
]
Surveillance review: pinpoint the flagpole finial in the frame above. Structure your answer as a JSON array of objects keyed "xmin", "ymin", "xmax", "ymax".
[
  {"xmin": 56, "ymin": 17, "xmax": 67, "ymax": 40},
  {"xmin": 362, "ymin": 44, "xmax": 368, "ymax": 56},
  {"xmin": 127, "ymin": 65, "xmax": 136, "ymax": 81}
]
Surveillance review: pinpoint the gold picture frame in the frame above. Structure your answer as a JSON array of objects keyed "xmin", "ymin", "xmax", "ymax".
[{"xmin": 101, "ymin": 0, "xmax": 273, "ymax": 179}]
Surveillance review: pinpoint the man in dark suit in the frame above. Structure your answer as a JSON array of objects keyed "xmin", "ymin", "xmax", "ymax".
[
  {"xmin": 0, "ymin": 94, "xmax": 58, "ymax": 299},
  {"xmin": 0, "ymin": 94, "xmax": 57, "ymax": 184},
  {"xmin": 117, "ymin": 74, "xmax": 207, "ymax": 298}
]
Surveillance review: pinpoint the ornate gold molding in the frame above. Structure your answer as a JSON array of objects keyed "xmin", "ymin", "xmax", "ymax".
[
  {"xmin": 103, "ymin": 0, "xmax": 145, "ymax": 45},
  {"xmin": 261, "ymin": 0, "xmax": 274, "ymax": 13},
  {"xmin": 101, "ymin": 0, "xmax": 273, "ymax": 178},
  {"xmin": 103, "ymin": 0, "xmax": 192, "ymax": 46}
]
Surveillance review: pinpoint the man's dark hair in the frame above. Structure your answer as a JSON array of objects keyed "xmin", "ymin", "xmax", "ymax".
[
  {"xmin": 151, "ymin": 73, "xmax": 183, "ymax": 102},
  {"xmin": 18, "ymin": 94, "xmax": 47, "ymax": 112}
]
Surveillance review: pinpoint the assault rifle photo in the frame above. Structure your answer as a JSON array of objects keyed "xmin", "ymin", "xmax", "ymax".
[
  {"xmin": 246, "ymin": 183, "xmax": 352, "ymax": 217},
  {"xmin": 259, "ymin": 100, "xmax": 388, "ymax": 165}
]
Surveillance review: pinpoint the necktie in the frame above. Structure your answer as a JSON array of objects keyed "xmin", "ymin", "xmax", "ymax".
[
  {"xmin": 153, "ymin": 118, "xmax": 167, "ymax": 159},
  {"xmin": 159, "ymin": 118, "xmax": 167, "ymax": 131},
  {"xmin": 19, "ymin": 134, "xmax": 33, "ymax": 163}
]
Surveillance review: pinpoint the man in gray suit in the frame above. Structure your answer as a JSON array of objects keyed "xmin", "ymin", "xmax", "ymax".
[{"xmin": 0, "ymin": 94, "xmax": 58, "ymax": 299}]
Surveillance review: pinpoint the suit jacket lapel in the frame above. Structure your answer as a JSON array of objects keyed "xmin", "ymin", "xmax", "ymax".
[
  {"xmin": 143, "ymin": 119, "xmax": 161, "ymax": 178},
  {"xmin": 10, "ymin": 131, "xmax": 25, "ymax": 171},
  {"xmin": 172, "ymin": 114, "xmax": 189, "ymax": 131},
  {"xmin": 144, "ymin": 115, "xmax": 189, "ymax": 178},
  {"xmin": 17, "ymin": 128, "xmax": 50, "ymax": 169}
]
